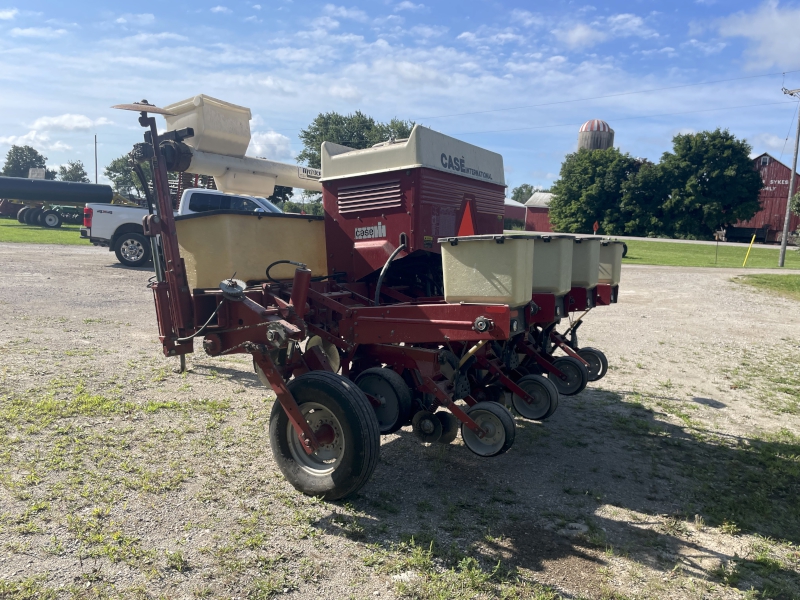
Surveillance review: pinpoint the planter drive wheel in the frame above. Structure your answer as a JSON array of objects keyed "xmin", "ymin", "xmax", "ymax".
[
  {"xmin": 577, "ymin": 347, "xmax": 608, "ymax": 382},
  {"xmin": 114, "ymin": 232, "xmax": 151, "ymax": 267},
  {"xmin": 269, "ymin": 371, "xmax": 380, "ymax": 500},
  {"xmin": 511, "ymin": 374, "xmax": 559, "ymax": 420},
  {"xmin": 547, "ymin": 356, "xmax": 589, "ymax": 396},
  {"xmin": 42, "ymin": 210, "xmax": 62, "ymax": 228},
  {"xmin": 354, "ymin": 367, "xmax": 413, "ymax": 435},
  {"xmin": 16, "ymin": 207, "xmax": 29, "ymax": 223},
  {"xmin": 461, "ymin": 401, "xmax": 515, "ymax": 457}
]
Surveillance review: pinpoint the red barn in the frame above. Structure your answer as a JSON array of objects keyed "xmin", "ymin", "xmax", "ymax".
[
  {"xmin": 734, "ymin": 153, "xmax": 800, "ymax": 242},
  {"xmin": 524, "ymin": 191, "xmax": 554, "ymax": 232}
]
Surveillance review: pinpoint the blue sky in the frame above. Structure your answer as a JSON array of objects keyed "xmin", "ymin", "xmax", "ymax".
[{"xmin": 2, "ymin": 0, "xmax": 800, "ymax": 192}]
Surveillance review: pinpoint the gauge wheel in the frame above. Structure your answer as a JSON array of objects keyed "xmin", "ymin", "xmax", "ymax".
[
  {"xmin": 511, "ymin": 374, "xmax": 559, "ymax": 420},
  {"xmin": 547, "ymin": 356, "xmax": 588, "ymax": 396},
  {"xmin": 577, "ymin": 347, "xmax": 608, "ymax": 382},
  {"xmin": 461, "ymin": 401, "xmax": 515, "ymax": 457},
  {"xmin": 436, "ymin": 411, "xmax": 460, "ymax": 444},
  {"xmin": 42, "ymin": 210, "xmax": 62, "ymax": 228},
  {"xmin": 269, "ymin": 371, "xmax": 380, "ymax": 500},
  {"xmin": 355, "ymin": 367, "xmax": 413, "ymax": 435},
  {"xmin": 114, "ymin": 232, "xmax": 152, "ymax": 267},
  {"xmin": 412, "ymin": 410, "xmax": 442, "ymax": 444}
]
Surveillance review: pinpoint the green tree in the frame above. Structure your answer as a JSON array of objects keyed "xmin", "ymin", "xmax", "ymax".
[
  {"xmin": 618, "ymin": 160, "xmax": 668, "ymax": 237},
  {"xmin": 2, "ymin": 145, "xmax": 56, "ymax": 179},
  {"xmin": 297, "ymin": 111, "xmax": 415, "ymax": 169},
  {"xmin": 104, "ymin": 154, "xmax": 151, "ymax": 197},
  {"xmin": 58, "ymin": 160, "xmax": 90, "ymax": 183},
  {"xmin": 655, "ymin": 129, "xmax": 762, "ymax": 239},
  {"xmin": 549, "ymin": 147, "xmax": 642, "ymax": 234},
  {"xmin": 510, "ymin": 183, "xmax": 534, "ymax": 203},
  {"xmin": 266, "ymin": 185, "xmax": 294, "ymax": 209}
]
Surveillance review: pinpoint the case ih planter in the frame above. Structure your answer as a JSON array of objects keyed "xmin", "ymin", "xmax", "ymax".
[{"xmin": 116, "ymin": 97, "xmax": 621, "ymax": 500}]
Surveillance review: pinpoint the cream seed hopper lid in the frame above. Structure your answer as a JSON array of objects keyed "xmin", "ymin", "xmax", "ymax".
[{"xmin": 320, "ymin": 124, "xmax": 505, "ymax": 185}]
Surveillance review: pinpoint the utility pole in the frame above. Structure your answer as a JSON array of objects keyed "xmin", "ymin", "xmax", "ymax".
[
  {"xmin": 94, "ymin": 134, "xmax": 98, "ymax": 184},
  {"xmin": 779, "ymin": 87, "xmax": 800, "ymax": 267}
]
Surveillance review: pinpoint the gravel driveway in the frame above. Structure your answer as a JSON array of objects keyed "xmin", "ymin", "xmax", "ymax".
[{"xmin": 0, "ymin": 242, "xmax": 798, "ymax": 599}]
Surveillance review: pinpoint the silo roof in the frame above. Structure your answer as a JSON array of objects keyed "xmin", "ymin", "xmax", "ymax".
[{"xmin": 579, "ymin": 119, "xmax": 612, "ymax": 133}]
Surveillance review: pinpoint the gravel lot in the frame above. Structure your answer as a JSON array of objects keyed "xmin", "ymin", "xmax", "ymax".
[{"xmin": 1, "ymin": 242, "xmax": 799, "ymax": 599}]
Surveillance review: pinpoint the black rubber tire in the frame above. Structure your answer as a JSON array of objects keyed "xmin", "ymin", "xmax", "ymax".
[
  {"xmin": 355, "ymin": 367, "xmax": 413, "ymax": 435},
  {"xmin": 269, "ymin": 371, "xmax": 380, "ymax": 500},
  {"xmin": 511, "ymin": 374, "xmax": 559, "ymax": 420},
  {"xmin": 547, "ymin": 356, "xmax": 589, "ymax": 396},
  {"xmin": 436, "ymin": 411, "xmax": 459, "ymax": 444},
  {"xmin": 412, "ymin": 410, "xmax": 442, "ymax": 443},
  {"xmin": 24, "ymin": 208, "xmax": 40, "ymax": 225},
  {"xmin": 16, "ymin": 207, "xmax": 30, "ymax": 223},
  {"xmin": 622, "ymin": 243, "xmax": 628, "ymax": 258},
  {"xmin": 577, "ymin": 347, "xmax": 608, "ymax": 382},
  {"xmin": 42, "ymin": 210, "xmax": 62, "ymax": 228},
  {"xmin": 461, "ymin": 402, "xmax": 516, "ymax": 457},
  {"xmin": 114, "ymin": 232, "xmax": 152, "ymax": 267},
  {"xmin": 34, "ymin": 209, "xmax": 46, "ymax": 226}
]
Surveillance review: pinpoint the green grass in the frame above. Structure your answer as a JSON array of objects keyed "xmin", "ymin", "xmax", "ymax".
[
  {"xmin": 0, "ymin": 218, "xmax": 89, "ymax": 245},
  {"xmin": 735, "ymin": 274, "xmax": 800, "ymax": 301},
  {"xmin": 622, "ymin": 240, "xmax": 800, "ymax": 269}
]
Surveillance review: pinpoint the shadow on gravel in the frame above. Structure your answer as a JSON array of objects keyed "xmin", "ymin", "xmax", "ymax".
[{"xmin": 333, "ymin": 387, "xmax": 800, "ymax": 598}]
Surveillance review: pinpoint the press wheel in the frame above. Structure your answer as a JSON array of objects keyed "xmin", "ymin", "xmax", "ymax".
[
  {"xmin": 547, "ymin": 356, "xmax": 588, "ymax": 396},
  {"xmin": 511, "ymin": 374, "xmax": 559, "ymax": 420},
  {"xmin": 355, "ymin": 367, "xmax": 413, "ymax": 434},
  {"xmin": 461, "ymin": 402, "xmax": 515, "ymax": 457},
  {"xmin": 577, "ymin": 347, "xmax": 608, "ymax": 382}
]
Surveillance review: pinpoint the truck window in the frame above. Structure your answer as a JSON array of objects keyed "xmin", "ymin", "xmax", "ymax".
[
  {"xmin": 188, "ymin": 192, "xmax": 223, "ymax": 212},
  {"xmin": 188, "ymin": 192, "xmax": 263, "ymax": 213}
]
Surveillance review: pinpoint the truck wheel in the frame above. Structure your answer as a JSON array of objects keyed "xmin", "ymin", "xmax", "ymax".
[
  {"xmin": 42, "ymin": 210, "xmax": 62, "ymax": 228},
  {"xmin": 269, "ymin": 371, "xmax": 380, "ymax": 500},
  {"xmin": 114, "ymin": 232, "xmax": 151, "ymax": 267},
  {"xmin": 16, "ymin": 207, "xmax": 30, "ymax": 223}
]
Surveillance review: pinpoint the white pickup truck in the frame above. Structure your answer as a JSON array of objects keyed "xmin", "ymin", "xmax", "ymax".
[{"xmin": 81, "ymin": 188, "xmax": 282, "ymax": 267}]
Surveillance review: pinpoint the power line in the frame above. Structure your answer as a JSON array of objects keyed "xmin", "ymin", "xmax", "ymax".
[
  {"xmin": 414, "ymin": 69, "xmax": 800, "ymax": 121},
  {"xmin": 450, "ymin": 101, "xmax": 797, "ymax": 136},
  {"xmin": 778, "ymin": 101, "xmax": 800, "ymax": 165}
]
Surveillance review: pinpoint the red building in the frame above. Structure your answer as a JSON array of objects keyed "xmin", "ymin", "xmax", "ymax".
[
  {"xmin": 735, "ymin": 153, "xmax": 800, "ymax": 242},
  {"xmin": 524, "ymin": 192, "xmax": 554, "ymax": 232}
]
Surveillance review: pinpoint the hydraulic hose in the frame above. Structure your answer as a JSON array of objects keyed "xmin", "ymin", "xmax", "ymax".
[
  {"xmin": 373, "ymin": 243, "xmax": 406, "ymax": 306},
  {"xmin": 266, "ymin": 260, "xmax": 307, "ymax": 284},
  {"xmin": 175, "ymin": 301, "xmax": 224, "ymax": 344}
]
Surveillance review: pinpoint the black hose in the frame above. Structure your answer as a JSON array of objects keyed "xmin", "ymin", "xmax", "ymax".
[
  {"xmin": 373, "ymin": 243, "xmax": 406, "ymax": 306},
  {"xmin": 266, "ymin": 260, "xmax": 307, "ymax": 284},
  {"xmin": 175, "ymin": 301, "xmax": 224, "ymax": 344}
]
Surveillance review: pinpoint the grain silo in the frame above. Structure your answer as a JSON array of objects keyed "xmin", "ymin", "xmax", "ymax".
[{"xmin": 578, "ymin": 119, "xmax": 614, "ymax": 151}]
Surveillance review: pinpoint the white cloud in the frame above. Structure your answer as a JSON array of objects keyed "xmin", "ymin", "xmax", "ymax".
[
  {"xmin": 329, "ymin": 83, "xmax": 361, "ymax": 100},
  {"xmin": 10, "ymin": 27, "xmax": 66, "ymax": 38},
  {"xmin": 210, "ymin": 5, "xmax": 231, "ymax": 14},
  {"xmin": 410, "ymin": 25, "xmax": 447, "ymax": 39},
  {"xmin": 30, "ymin": 114, "xmax": 112, "ymax": 132},
  {"xmin": 511, "ymin": 9, "xmax": 543, "ymax": 28},
  {"xmin": 115, "ymin": 13, "xmax": 155, "ymax": 25},
  {"xmin": 0, "ymin": 8, "xmax": 18, "ymax": 19},
  {"xmin": 244, "ymin": 15, "xmax": 262, "ymax": 23},
  {"xmin": 457, "ymin": 27, "xmax": 524, "ymax": 46},
  {"xmin": 751, "ymin": 132, "xmax": 791, "ymax": 153},
  {"xmin": 0, "ymin": 130, "xmax": 70, "ymax": 152},
  {"xmin": 311, "ymin": 16, "xmax": 339, "ymax": 29},
  {"xmin": 394, "ymin": 1, "xmax": 425, "ymax": 12},
  {"xmin": 553, "ymin": 23, "xmax": 607, "ymax": 48},
  {"xmin": 324, "ymin": 4, "xmax": 368, "ymax": 22},
  {"xmin": 682, "ymin": 38, "xmax": 725, "ymax": 55},
  {"xmin": 552, "ymin": 13, "xmax": 657, "ymax": 49},
  {"xmin": 248, "ymin": 131, "xmax": 292, "ymax": 161},
  {"xmin": 252, "ymin": 3, "xmax": 261, "ymax": 8},
  {"xmin": 718, "ymin": 0, "xmax": 800, "ymax": 68}
]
